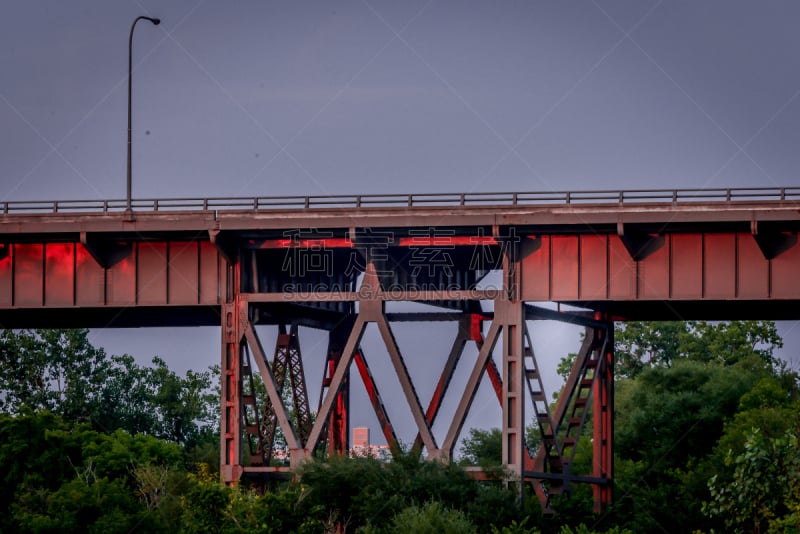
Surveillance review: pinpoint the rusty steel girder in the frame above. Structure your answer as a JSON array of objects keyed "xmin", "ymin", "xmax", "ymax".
[{"xmin": 223, "ymin": 254, "xmax": 620, "ymax": 513}]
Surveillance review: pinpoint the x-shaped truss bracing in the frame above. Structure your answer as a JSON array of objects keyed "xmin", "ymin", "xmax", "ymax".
[{"xmin": 221, "ymin": 263, "xmax": 614, "ymax": 514}]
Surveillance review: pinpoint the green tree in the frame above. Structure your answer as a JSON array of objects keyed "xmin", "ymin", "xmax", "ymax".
[
  {"xmin": 92, "ymin": 353, "xmax": 157, "ymax": 435},
  {"xmin": 1, "ymin": 412, "xmax": 187, "ymax": 533},
  {"xmin": 459, "ymin": 426, "xmax": 542, "ymax": 468},
  {"xmin": 386, "ymin": 500, "xmax": 477, "ymax": 534},
  {"xmin": 614, "ymin": 321, "xmax": 689, "ymax": 378},
  {"xmin": 611, "ymin": 360, "xmax": 760, "ymax": 531},
  {"xmin": 0, "ymin": 411, "xmax": 74, "ymax": 529},
  {"xmin": 0, "ymin": 329, "xmax": 109, "ymax": 420},
  {"xmin": 615, "ymin": 360, "xmax": 756, "ymax": 466},
  {"xmin": 179, "ymin": 464, "xmax": 327, "ymax": 533},
  {"xmin": 298, "ymin": 451, "xmax": 529, "ymax": 532},
  {"xmin": 609, "ymin": 320, "xmax": 792, "ymax": 532},
  {"xmin": 698, "ymin": 371, "xmax": 800, "ymax": 531},
  {"xmin": 144, "ymin": 356, "xmax": 218, "ymax": 448},
  {"xmin": 0, "ymin": 329, "xmax": 219, "ymax": 453},
  {"xmin": 713, "ymin": 376, "xmax": 800, "ymax": 463},
  {"xmin": 95, "ymin": 355, "xmax": 218, "ymax": 449},
  {"xmin": 13, "ymin": 476, "xmax": 143, "ymax": 534},
  {"xmin": 705, "ymin": 427, "xmax": 800, "ymax": 532},
  {"xmin": 683, "ymin": 320, "xmax": 782, "ymax": 368},
  {"xmin": 460, "ymin": 428, "xmax": 502, "ymax": 467},
  {"xmin": 614, "ymin": 320, "xmax": 782, "ymax": 379}
]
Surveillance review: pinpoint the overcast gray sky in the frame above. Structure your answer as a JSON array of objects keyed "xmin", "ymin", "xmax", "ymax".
[{"xmin": 3, "ymin": 1, "xmax": 800, "ymax": 446}]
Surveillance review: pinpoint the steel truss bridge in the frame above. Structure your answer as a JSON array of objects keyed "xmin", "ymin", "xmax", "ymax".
[{"xmin": 1, "ymin": 187, "xmax": 799, "ymax": 514}]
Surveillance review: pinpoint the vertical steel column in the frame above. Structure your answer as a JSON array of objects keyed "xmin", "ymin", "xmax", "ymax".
[
  {"xmin": 501, "ymin": 237, "xmax": 525, "ymax": 500},
  {"xmin": 499, "ymin": 298, "xmax": 525, "ymax": 499},
  {"xmin": 220, "ymin": 261, "xmax": 242, "ymax": 483},
  {"xmin": 593, "ymin": 313, "xmax": 614, "ymax": 513},
  {"xmin": 329, "ymin": 368, "xmax": 350, "ymax": 456}
]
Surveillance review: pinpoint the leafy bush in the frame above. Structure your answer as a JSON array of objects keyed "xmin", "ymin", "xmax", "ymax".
[{"xmin": 387, "ymin": 500, "xmax": 477, "ymax": 534}]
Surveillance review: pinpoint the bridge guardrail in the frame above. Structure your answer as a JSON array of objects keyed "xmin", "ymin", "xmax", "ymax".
[{"xmin": 1, "ymin": 187, "xmax": 798, "ymax": 215}]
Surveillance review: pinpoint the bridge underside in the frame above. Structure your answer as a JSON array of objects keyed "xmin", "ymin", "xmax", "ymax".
[
  {"xmin": 1, "ymin": 298, "xmax": 797, "ymax": 330},
  {"xmin": 1, "ymin": 193, "xmax": 799, "ymax": 514}
]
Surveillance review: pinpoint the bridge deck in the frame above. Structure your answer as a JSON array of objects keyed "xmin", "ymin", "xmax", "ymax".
[{"xmin": 1, "ymin": 189, "xmax": 799, "ymax": 327}]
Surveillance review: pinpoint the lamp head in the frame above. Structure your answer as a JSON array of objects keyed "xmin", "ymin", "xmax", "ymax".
[{"xmin": 151, "ymin": 18, "xmax": 161, "ymax": 25}]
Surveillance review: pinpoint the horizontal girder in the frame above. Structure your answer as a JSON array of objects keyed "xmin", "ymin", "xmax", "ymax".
[{"xmin": 0, "ymin": 194, "xmax": 798, "ymax": 327}]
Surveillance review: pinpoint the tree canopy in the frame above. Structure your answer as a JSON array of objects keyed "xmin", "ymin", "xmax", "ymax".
[{"xmin": 0, "ymin": 329, "xmax": 218, "ymax": 448}]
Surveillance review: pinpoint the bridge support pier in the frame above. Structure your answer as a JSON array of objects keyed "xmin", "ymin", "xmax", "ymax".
[
  {"xmin": 217, "ymin": 255, "xmax": 615, "ymax": 512},
  {"xmin": 592, "ymin": 314, "xmax": 614, "ymax": 513},
  {"xmin": 220, "ymin": 298, "xmax": 243, "ymax": 484}
]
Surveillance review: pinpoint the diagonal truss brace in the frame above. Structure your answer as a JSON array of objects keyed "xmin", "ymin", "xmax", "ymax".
[
  {"xmin": 242, "ymin": 320, "xmax": 302, "ymax": 465},
  {"xmin": 247, "ymin": 324, "xmax": 314, "ymax": 465},
  {"xmin": 306, "ymin": 315, "xmax": 366, "ymax": 455},
  {"xmin": 437, "ymin": 306, "xmax": 613, "ymax": 514},
  {"xmin": 442, "ymin": 320, "xmax": 502, "ymax": 458},
  {"xmin": 412, "ymin": 315, "xmax": 478, "ymax": 453},
  {"xmin": 306, "ymin": 265, "xmax": 438, "ymax": 457},
  {"xmin": 353, "ymin": 349, "xmax": 400, "ymax": 454},
  {"xmin": 240, "ymin": 342, "xmax": 266, "ymax": 465},
  {"xmin": 316, "ymin": 325, "xmax": 351, "ymax": 457}
]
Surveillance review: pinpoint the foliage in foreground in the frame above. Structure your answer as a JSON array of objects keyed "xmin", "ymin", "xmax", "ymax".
[
  {"xmin": 1, "ymin": 411, "xmax": 187, "ymax": 532},
  {"xmin": 0, "ymin": 413, "xmax": 541, "ymax": 533},
  {"xmin": 297, "ymin": 451, "xmax": 531, "ymax": 532}
]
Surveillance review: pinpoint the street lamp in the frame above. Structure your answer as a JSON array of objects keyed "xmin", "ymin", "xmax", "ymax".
[{"xmin": 127, "ymin": 15, "xmax": 161, "ymax": 213}]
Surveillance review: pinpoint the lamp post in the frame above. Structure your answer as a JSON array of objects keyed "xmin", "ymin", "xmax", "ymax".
[{"xmin": 127, "ymin": 15, "xmax": 161, "ymax": 213}]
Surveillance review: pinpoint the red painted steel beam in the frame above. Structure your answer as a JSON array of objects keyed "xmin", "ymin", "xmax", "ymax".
[
  {"xmin": 306, "ymin": 316, "xmax": 366, "ymax": 455},
  {"xmin": 0, "ymin": 239, "xmax": 222, "ymax": 311},
  {"xmin": 593, "ymin": 314, "xmax": 614, "ymax": 513},
  {"xmin": 353, "ymin": 351, "xmax": 400, "ymax": 453},
  {"xmin": 2, "ymin": 226, "xmax": 800, "ymax": 327},
  {"xmin": 318, "ymin": 346, "xmax": 348, "ymax": 457},
  {"xmin": 520, "ymin": 232, "xmax": 800, "ymax": 303}
]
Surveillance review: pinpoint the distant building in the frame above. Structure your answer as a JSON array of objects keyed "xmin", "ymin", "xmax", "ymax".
[
  {"xmin": 350, "ymin": 426, "xmax": 392, "ymax": 461},
  {"xmin": 353, "ymin": 427, "xmax": 369, "ymax": 448},
  {"xmin": 271, "ymin": 426, "xmax": 392, "ymax": 462}
]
